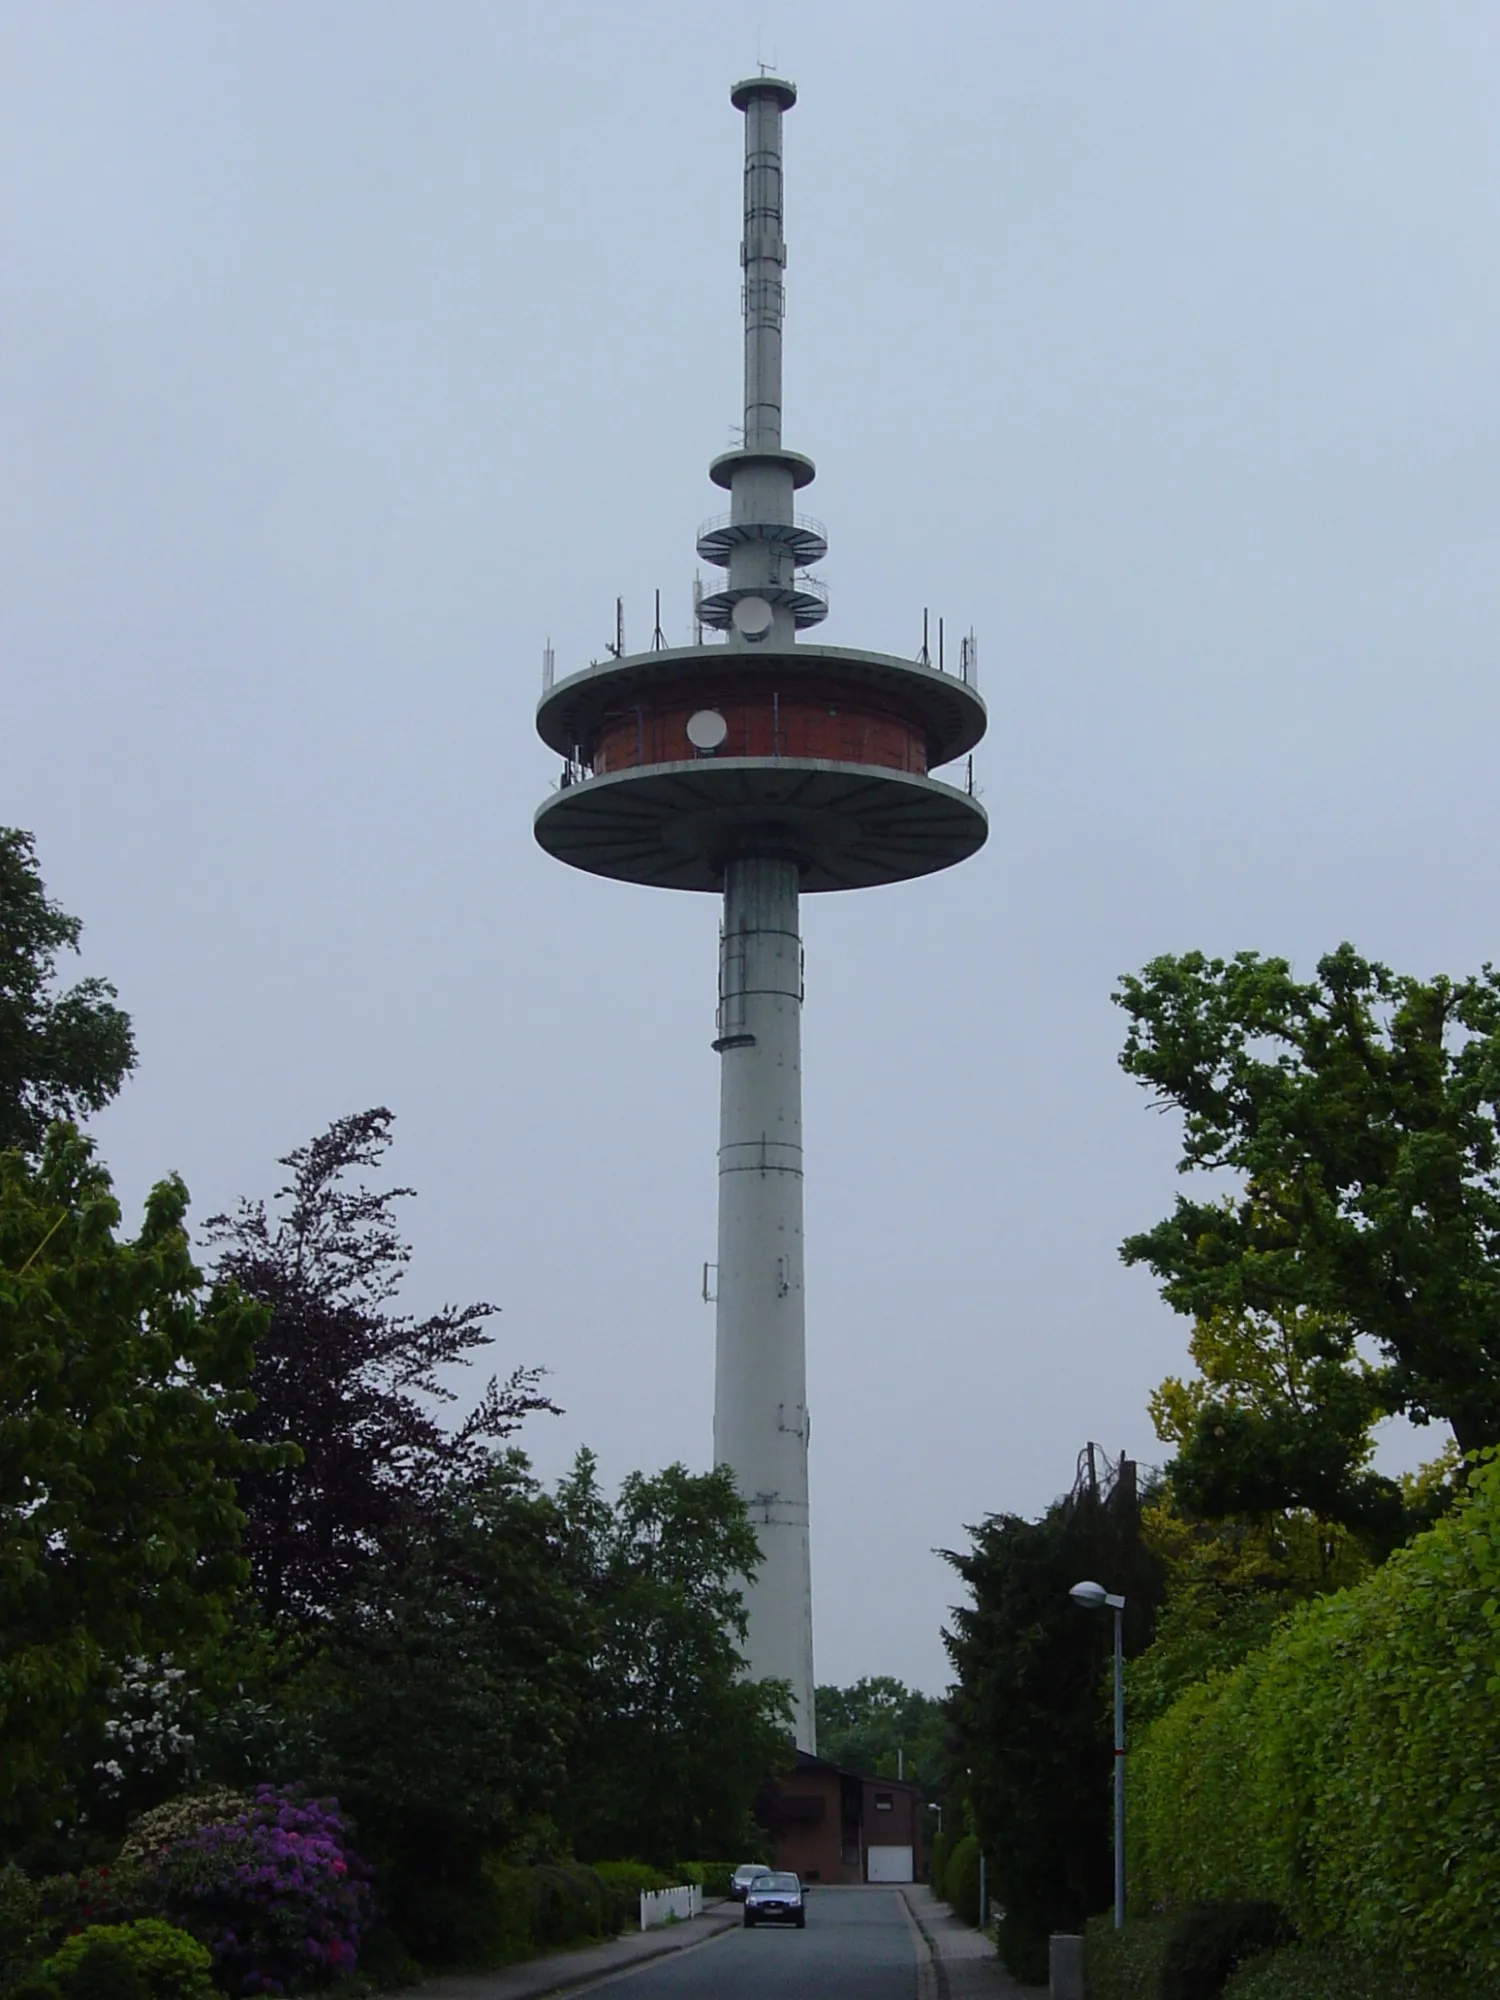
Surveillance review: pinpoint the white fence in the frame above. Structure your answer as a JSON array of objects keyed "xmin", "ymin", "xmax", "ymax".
[{"xmin": 639, "ymin": 1884, "xmax": 702, "ymax": 1931}]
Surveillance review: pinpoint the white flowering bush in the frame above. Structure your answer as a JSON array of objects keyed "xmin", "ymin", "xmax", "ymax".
[{"xmin": 93, "ymin": 1660, "xmax": 199, "ymax": 1799}]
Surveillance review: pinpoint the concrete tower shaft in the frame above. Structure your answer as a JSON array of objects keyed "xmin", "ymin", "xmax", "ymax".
[{"xmin": 712, "ymin": 854, "xmax": 814, "ymax": 1738}]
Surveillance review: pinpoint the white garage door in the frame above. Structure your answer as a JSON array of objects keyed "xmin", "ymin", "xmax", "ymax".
[{"xmin": 867, "ymin": 1844, "xmax": 914, "ymax": 1883}]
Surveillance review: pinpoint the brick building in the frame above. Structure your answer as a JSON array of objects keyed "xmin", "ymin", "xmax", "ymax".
[{"xmin": 758, "ymin": 1750, "xmax": 928, "ymax": 1883}]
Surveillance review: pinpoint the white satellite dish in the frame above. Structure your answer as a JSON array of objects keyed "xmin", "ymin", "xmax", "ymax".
[
  {"xmin": 686, "ymin": 708, "xmax": 729, "ymax": 752},
  {"xmin": 731, "ymin": 594, "xmax": 774, "ymax": 640}
]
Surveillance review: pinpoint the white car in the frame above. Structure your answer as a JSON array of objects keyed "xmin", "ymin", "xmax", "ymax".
[{"xmin": 729, "ymin": 1863, "xmax": 768, "ymax": 1902}]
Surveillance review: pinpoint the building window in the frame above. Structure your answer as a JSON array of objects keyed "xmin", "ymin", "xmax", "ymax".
[{"xmin": 875, "ymin": 1792, "xmax": 893, "ymax": 1812}]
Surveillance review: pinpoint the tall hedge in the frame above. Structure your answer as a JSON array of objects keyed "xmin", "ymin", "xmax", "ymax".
[
  {"xmin": 1131, "ymin": 1451, "xmax": 1500, "ymax": 1985},
  {"xmin": 944, "ymin": 1835, "xmax": 982, "ymax": 1926}
]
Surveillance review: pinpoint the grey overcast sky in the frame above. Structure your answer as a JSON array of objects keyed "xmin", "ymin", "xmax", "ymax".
[{"xmin": 4, "ymin": 3, "xmax": 1498, "ymax": 1693}]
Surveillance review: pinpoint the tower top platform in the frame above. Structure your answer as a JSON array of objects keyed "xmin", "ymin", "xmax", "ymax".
[{"xmin": 730, "ymin": 74, "xmax": 797, "ymax": 112}]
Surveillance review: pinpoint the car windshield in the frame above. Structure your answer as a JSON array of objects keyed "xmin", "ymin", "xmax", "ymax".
[
  {"xmin": 753, "ymin": 1874, "xmax": 799, "ymax": 1892},
  {"xmin": 734, "ymin": 1866, "xmax": 763, "ymax": 1879}
]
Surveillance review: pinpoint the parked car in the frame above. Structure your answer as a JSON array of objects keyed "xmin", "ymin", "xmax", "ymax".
[
  {"xmin": 743, "ymin": 1871, "xmax": 806, "ymax": 1929},
  {"xmin": 730, "ymin": 1864, "xmax": 769, "ymax": 1902}
]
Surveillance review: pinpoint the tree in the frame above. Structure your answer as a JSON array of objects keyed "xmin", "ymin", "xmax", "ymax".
[
  {"xmin": 289, "ymin": 1454, "xmax": 587, "ymax": 1919},
  {"xmin": 943, "ymin": 1449, "xmax": 1164, "ymax": 1982},
  {"xmin": 814, "ymin": 1677, "xmax": 949, "ymax": 1802},
  {"xmin": 554, "ymin": 1452, "xmax": 792, "ymax": 1866},
  {"xmin": 1124, "ymin": 1493, "xmax": 1370, "ymax": 1733},
  {"xmin": 0, "ymin": 1126, "xmax": 266, "ymax": 1848},
  {"xmin": 1116, "ymin": 946, "xmax": 1500, "ymax": 1474},
  {"xmin": 205, "ymin": 1109, "xmax": 555, "ymax": 1625},
  {"xmin": 1148, "ymin": 1299, "xmax": 1403, "ymax": 1545},
  {"xmin": 0, "ymin": 829, "xmax": 135, "ymax": 1154}
]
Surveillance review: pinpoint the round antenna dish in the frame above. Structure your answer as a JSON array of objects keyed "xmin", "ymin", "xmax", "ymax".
[
  {"xmin": 686, "ymin": 708, "xmax": 729, "ymax": 752},
  {"xmin": 732, "ymin": 595, "xmax": 774, "ymax": 641}
]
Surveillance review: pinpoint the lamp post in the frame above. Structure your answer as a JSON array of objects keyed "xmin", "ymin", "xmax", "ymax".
[{"xmin": 1069, "ymin": 1579, "xmax": 1126, "ymax": 1929}]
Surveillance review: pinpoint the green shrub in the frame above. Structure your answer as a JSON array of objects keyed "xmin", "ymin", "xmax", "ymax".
[
  {"xmin": 46, "ymin": 1923, "xmax": 213, "ymax": 2000},
  {"xmin": 929, "ymin": 1829, "xmax": 953, "ymax": 1900},
  {"xmin": 45, "ymin": 1941, "xmax": 145, "ymax": 2000},
  {"xmin": 1132, "ymin": 1450, "xmax": 1500, "ymax": 1987},
  {"xmin": 1, "ymin": 1867, "xmax": 41, "ymax": 1989},
  {"xmin": 562, "ymin": 1864, "xmax": 607, "ymax": 1939},
  {"xmin": 523, "ymin": 1865, "xmax": 605, "ymax": 1950},
  {"xmin": 5, "ymin": 1977, "xmax": 64, "ymax": 2000},
  {"xmin": 474, "ymin": 1862, "xmax": 532, "ymax": 1965},
  {"xmin": 995, "ymin": 1913, "xmax": 1049, "ymax": 1988},
  {"xmin": 1159, "ymin": 1903, "xmax": 1290, "ymax": 2000},
  {"xmin": 1083, "ymin": 1913, "xmax": 1172, "ymax": 2000},
  {"xmin": 673, "ymin": 1862, "xmax": 735, "ymax": 1898},
  {"xmin": 347, "ymin": 1924, "xmax": 421, "ymax": 1990},
  {"xmin": 591, "ymin": 1864, "xmax": 670, "ymax": 1933},
  {"xmin": 1222, "ymin": 1942, "xmax": 1491, "ymax": 2000},
  {"xmin": 30, "ymin": 1872, "xmax": 146, "ymax": 1953},
  {"xmin": 388, "ymin": 1866, "xmax": 526, "ymax": 1973},
  {"xmin": 943, "ymin": 1835, "xmax": 981, "ymax": 1926}
]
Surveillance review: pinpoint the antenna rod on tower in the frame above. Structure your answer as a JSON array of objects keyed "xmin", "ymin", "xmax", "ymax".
[{"xmin": 739, "ymin": 78, "xmax": 793, "ymax": 452}]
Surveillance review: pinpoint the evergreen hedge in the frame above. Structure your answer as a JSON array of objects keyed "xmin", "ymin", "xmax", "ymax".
[
  {"xmin": 1082, "ymin": 1912, "xmax": 1170, "ymax": 2000},
  {"xmin": 943, "ymin": 1835, "xmax": 981, "ymax": 1927},
  {"xmin": 1222, "ymin": 1942, "xmax": 1489, "ymax": 1999},
  {"xmin": 1131, "ymin": 1450, "xmax": 1500, "ymax": 1987}
]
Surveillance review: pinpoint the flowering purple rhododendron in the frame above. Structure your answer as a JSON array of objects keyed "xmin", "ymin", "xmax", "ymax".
[{"xmin": 149, "ymin": 1785, "xmax": 371, "ymax": 1995}]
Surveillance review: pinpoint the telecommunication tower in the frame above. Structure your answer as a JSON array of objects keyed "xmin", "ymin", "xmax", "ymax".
[{"xmin": 535, "ymin": 76, "xmax": 986, "ymax": 1751}]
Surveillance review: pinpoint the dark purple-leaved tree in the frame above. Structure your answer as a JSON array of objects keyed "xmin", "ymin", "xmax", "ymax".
[{"xmin": 206, "ymin": 1108, "xmax": 556, "ymax": 1625}]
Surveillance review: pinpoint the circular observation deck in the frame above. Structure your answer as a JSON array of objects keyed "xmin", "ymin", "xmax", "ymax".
[
  {"xmin": 535, "ymin": 759, "xmax": 986, "ymax": 893},
  {"xmin": 697, "ymin": 576, "xmax": 829, "ymax": 631},
  {"xmin": 709, "ymin": 447, "xmax": 816, "ymax": 492},
  {"xmin": 696, "ymin": 512, "xmax": 828, "ymax": 567},
  {"xmin": 534, "ymin": 641, "xmax": 988, "ymax": 893}
]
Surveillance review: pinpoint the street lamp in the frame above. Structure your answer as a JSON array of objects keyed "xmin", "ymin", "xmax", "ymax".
[
  {"xmin": 1069, "ymin": 1578, "xmax": 1126, "ymax": 1930},
  {"xmin": 927, "ymin": 1802, "xmax": 944, "ymax": 1837}
]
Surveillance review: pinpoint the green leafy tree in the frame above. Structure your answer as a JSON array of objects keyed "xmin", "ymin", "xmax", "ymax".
[
  {"xmin": 1116, "ymin": 947, "xmax": 1500, "ymax": 1504},
  {"xmin": 0, "ymin": 830, "xmax": 135, "ymax": 1156},
  {"xmin": 0, "ymin": 1127, "xmax": 267, "ymax": 1849},
  {"xmin": 288, "ymin": 1454, "xmax": 587, "ymax": 1938},
  {"xmin": 814, "ymin": 1677, "xmax": 948, "ymax": 1802},
  {"xmin": 1147, "ymin": 1296, "xmax": 1403, "ymax": 1546},
  {"xmin": 555, "ymin": 1452, "xmax": 792, "ymax": 1866},
  {"xmin": 944, "ymin": 1452, "xmax": 1164, "ymax": 1981}
]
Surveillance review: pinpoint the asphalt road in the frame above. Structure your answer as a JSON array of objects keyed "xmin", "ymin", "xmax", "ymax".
[{"xmin": 596, "ymin": 1888, "xmax": 917, "ymax": 2000}]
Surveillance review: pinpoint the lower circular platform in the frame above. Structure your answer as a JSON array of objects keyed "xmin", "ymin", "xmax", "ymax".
[{"xmin": 534, "ymin": 757, "xmax": 988, "ymax": 893}]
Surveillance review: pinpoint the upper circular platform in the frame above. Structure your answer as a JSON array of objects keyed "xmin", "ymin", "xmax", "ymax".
[
  {"xmin": 536, "ymin": 643, "xmax": 986, "ymax": 771},
  {"xmin": 731, "ymin": 75, "xmax": 797, "ymax": 113},
  {"xmin": 696, "ymin": 512, "xmax": 827, "ymax": 567},
  {"xmin": 535, "ymin": 758, "xmax": 986, "ymax": 893},
  {"xmin": 709, "ymin": 447, "xmax": 816, "ymax": 492},
  {"xmin": 696, "ymin": 577, "xmax": 828, "ymax": 631}
]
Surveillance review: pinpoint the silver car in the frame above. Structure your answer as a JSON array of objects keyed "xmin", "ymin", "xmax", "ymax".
[
  {"xmin": 743, "ymin": 1871, "xmax": 806, "ymax": 1928},
  {"xmin": 729, "ymin": 1863, "xmax": 767, "ymax": 1902}
]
